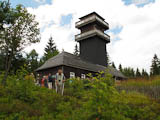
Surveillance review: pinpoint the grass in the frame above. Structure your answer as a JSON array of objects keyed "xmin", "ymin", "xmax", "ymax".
[{"xmin": 116, "ymin": 76, "xmax": 160, "ymax": 99}]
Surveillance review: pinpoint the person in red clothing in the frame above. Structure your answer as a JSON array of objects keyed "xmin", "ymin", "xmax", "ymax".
[{"xmin": 41, "ymin": 76, "xmax": 45, "ymax": 87}]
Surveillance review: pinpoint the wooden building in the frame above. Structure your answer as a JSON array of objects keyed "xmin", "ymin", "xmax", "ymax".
[{"xmin": 36, "ymin": 12, "xmax": 126, "ymax": 80}]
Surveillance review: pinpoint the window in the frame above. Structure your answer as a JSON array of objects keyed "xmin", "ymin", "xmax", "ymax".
[
  {"xmin": 70, "ymin": 72, "xmax": 75, "ymax": 78},
  {"xmin": 81, "ymin": 74, "xmax": 86, "ymax": 79}
]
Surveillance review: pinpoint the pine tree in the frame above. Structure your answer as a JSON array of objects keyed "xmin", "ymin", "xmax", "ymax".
[
  {"xmin": 111, "ymin": 62, "xmax": 116, "ymax": 68},
  {"xmin": 142, "ymin": 69, "xmax": 145, "ymax": 77},
  {"xmin": 130, "ymin": 68, "xmax": 135, "ymax": 78},
  {"xmin": 44, "ymin": 36, "xmax": 57, "ymax": 54},
  {"xmin": 74, "ymin": 44, "xmax": 79, "ymax": 56},
  {"xmin": 142, "ymin": 69, "xmax": 149, "ymax": 77},
  {"xmin": 119, "ymin": 64, "xmax": 123, "ymax": 72},
  {"xmin": 43, "ymin": 36, "xmax": 59, "ymax": 62},
  {"xmin": 150, "ymin": 54, "xmax": 160, "ymax": 76},
  {"xmin": 122, "ymin": 67, "xmax": 135, "ymax": 78},
  {"xmin": 136, "ymin": 68, "xmax": 141, "ymax": 77}
]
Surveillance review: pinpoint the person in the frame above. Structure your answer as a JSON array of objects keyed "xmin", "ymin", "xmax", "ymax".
[
  {"xmin": 55, "ymin": 69, "xmax": 65, "ymax": 95},
  {"xmin": 36, "ymin": 74, "xmax": 41, "ymax": 86},
  {"xmin": 44, "ymin": 75, "xmax": 48, "ymax": 88},
  {"xmin": 48, "ymin": 73, "xmax": 53, "ymax": 89},
  {"xmin": 52, "ymin": 75, "xmax": 56, "ymax": 90},
  {"xmin": 41, "ymin": 76, "xmax": 45, "ymax": 87},
  {"xmin": 30, "ymin": 73, "xmax": 35, "ymax": 82}
]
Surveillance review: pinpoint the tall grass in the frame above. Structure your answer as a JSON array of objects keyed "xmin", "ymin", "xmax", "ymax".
[{"xmin": 116, "ymin": 76, "xmax": 160, "ymax": 99}]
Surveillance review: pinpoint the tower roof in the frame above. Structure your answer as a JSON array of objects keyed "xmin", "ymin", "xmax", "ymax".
[{"xmin": 79, "ymin": 12, "xmax": 105, "ymax": 21}]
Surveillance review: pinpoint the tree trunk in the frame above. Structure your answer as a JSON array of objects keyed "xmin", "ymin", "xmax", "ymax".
[{"xmin": 2, "ymin": 51, "xmax": 13, "ymax": 86}]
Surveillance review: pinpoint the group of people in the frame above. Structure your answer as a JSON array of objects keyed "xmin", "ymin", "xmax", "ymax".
[{"xmin": 36, "ymin": 69, "xmax": 65, "ymax": 95}]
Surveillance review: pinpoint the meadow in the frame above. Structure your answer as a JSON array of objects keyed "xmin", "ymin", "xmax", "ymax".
[{"xmin": 116, "ymin": 76, "xmax": 160, "ymax": 99}]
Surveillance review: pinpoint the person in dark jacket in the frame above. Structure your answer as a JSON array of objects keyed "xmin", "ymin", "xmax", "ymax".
[
  {"xmin": 44, "ymin": 76, "xmax": 48, "ymax": 88},
  {"xmin": 48, "ymin": 73, "xmax": 53, "ymax": 89},
  {"xmin": 52, "ymin": 75, "xmax": 56, "ymax": 90}
]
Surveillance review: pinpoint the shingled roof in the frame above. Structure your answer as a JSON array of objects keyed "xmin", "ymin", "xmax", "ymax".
[{"xmin": 36, "ymin": 52, "xmax": 126, "ymax": 79}]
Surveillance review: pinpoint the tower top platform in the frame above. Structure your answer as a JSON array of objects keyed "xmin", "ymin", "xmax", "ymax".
[{"xmin": 75, "ymin": 12, "xmax": 109, "ymax": 30}]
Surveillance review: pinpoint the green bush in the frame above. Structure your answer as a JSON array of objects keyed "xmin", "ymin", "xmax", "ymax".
[{"xmin": 0, "ymin": 68, "xmax": 160, "ymax": 120}]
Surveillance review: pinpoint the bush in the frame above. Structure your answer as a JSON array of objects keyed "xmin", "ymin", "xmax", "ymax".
[{"xmin": 0, "ymin": 68, "xmax": 160, "ymax": 119}]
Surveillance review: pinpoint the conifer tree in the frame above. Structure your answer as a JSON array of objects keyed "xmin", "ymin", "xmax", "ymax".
[
  {"xmin": 142, "ymin": 69, "xmax": 145, "ymax": 77},
  {"xmin": 136, "ymin": 68, "xmax": 141, "ymax": 77},
  {"xmin": 119, "ymin": 64, "xmax": 123, "ymax": 73},
  {"xmin": 111, "ymin": 62, "xmax": 116, "ymax": 68},
  {"xmin": 142, "ymin": 69, "xmax": 149, "ymax": 77},
  {"xmin": 43, "ymin": 36, "xmax": 59, "ymax": 62},
  {"xmin": 122, "ymin": 67, "xmax": 135, "ymax": 78},
  {"xmin": 130, "ymin": 68, "xmax": 135, "ymax": 78},
  {"xmin": 150, "ymin": 54, "xmax": 160, "ymax": 76},
  {"xmin": 74, "ymin": 44, "xmax": 79, "ymax": 56}
]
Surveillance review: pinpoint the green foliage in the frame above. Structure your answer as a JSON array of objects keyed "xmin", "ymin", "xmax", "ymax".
[
  {"xmin": 0, "ymin": 1, "xmax": 40, "ymax": 85},
  {"xmin": 0, "ymin": 69, "xmax": 160, "ymax": 119},
  {"xmin": 121, "ymin": 66, "xmax": 136, "ymax": 78},
  {"xmin": 118, "ymin": 64, "xmax": 149, "ymax": 78},
  {"xmin": 26, "ymin": 49, "xmax": 39, "ymax": 73}
]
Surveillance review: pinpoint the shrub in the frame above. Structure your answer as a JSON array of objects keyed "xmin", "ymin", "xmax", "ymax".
[{"xmin": 0, "ymin": 68, "xmax": 160, "ymax": 119}]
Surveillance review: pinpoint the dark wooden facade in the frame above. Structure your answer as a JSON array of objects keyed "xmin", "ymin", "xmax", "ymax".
[
  {"xmin": 63, "ymin": 65, "xmax": 96, "ymax": 78},
  {"xmin": 37, "ymin": 65, "xmax": 96, "ymax": 79},
  {"xmin": 79, "ymin": 36, "xmax": 108, "ymax": 66},
  {"xmin": 37, "ymin": 66, "xmax": 62, "ymax": 78}
]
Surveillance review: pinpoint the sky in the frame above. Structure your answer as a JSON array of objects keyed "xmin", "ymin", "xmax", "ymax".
[{"xmin": 6, "ymin": 0, "xmax": 160, "ymax": 72}]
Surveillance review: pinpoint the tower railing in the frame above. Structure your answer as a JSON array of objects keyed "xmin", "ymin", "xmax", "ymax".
[
  {"xmin": 75, "ymin": 29, "xmax": 110, "ymax": 42},
  {"xmin": 75, "ymin": 15, "xmax": 109, "ymax": 28}
]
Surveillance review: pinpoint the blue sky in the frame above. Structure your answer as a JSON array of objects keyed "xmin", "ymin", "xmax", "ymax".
[
  {"xmin": 60, "ymin": 14, "xmax": 73, "ymax": 26},
  {"xmin": 8, "ymin": 0, "xmax": 155, "ymax": 8},
  {"xmin": 122, "ymin": 0, "xmax": 155, "ymax": 7},
  {"xmin": 10, "ymin": 0, "xmax": 52, "ymax": 8}
]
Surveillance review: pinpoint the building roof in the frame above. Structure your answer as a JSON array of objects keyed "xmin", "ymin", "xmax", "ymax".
[{"xmin": 36, "ymin": 52, "xmax": 126, "ymax": 79}]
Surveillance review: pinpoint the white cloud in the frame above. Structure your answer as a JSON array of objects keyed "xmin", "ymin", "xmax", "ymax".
[
  {"xmin": 131, "ymin": 0, "xmax": 153, "ymax": 5},
  {"xmin": 34, "ymin": 0, "xmax": 46, "ymax": 3},
  {"xmin": 26, "ymin": 0, "xmax": 160, "ymax": 72}
]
